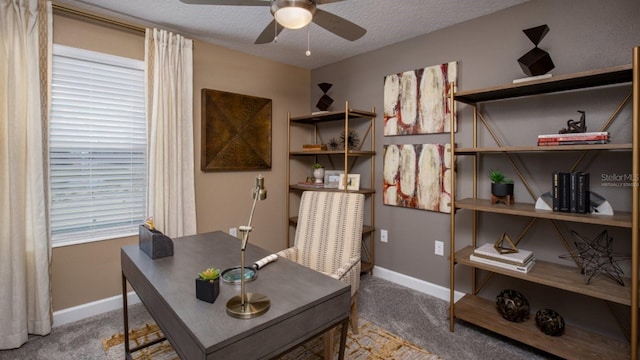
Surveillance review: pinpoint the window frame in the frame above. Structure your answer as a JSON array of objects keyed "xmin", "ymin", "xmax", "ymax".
[{"xmin": 49, "ymin": 44, "xmax": 147, "ymax": 248}]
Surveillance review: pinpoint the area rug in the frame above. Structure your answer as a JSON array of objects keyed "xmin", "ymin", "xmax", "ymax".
[{"xmin": 103, "ymin": 319, "xmax": 440, "ymax": 360}]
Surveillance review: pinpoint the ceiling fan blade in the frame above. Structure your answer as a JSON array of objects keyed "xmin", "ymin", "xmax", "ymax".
[
  {"xmin": 179, "ymin": 0, "xmax": 269, "ymax": 5},
  {"xmin": 312, "ymin": 8, "xmax": 366, "ymax": 41},
  {"xmin": 317, "ymin": 0, "xmax": 346, "ymax": 4},
  {"xmin": 254, "ymin": 20, "xmax": 285, "ymax": 44}
]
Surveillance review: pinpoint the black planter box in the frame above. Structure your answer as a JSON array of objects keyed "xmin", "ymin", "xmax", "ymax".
[
  {"xmin": 196, "ymin": 278, "xmax": 220, "ymax": 303},
  {"xmin": 139, "ymin": 225, "xmax": 173, "ymax": 259}
]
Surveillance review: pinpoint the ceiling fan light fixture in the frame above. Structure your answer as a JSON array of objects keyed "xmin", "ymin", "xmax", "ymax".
[{"xmin": 271, "ymin": 0, "xmax": 316, "ymax": 30}]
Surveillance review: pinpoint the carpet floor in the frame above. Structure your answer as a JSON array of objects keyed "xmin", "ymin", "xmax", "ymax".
[{"xmin": 0, "ymin": 274, "xmax": 557, "ymax": 360}]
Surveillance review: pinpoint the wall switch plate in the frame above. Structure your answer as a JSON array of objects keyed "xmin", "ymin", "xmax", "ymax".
[
  {"xmin": 229, "ymin": 227, "xmax": 238, "ymax": 237},
  {"xmin": 380, "ymin": 229, "xmax": 388, "ymax": 243},
  {"xmin": 435, "ymin": 240, "xmax": 444, "ymax": 256}
]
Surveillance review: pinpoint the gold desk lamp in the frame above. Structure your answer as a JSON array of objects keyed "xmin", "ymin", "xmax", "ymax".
[{"xmin": 226, "ymin": 174, "xmax": 270, "ymax": 319}]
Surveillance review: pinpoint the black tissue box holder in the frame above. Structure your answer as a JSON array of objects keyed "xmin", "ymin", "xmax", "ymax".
[{"xmin": 139, "ymin": 225, "xmax": 174, "ymax": 259}]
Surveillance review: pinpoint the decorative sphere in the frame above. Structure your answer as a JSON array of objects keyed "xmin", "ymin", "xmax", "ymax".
[
  {"xmin": 496, "ymin": 289, "xmax": 530, "ymax": 322},
  {"xmin": 535, "ymin": 309, "xmax": 565, "ymax": 336}
]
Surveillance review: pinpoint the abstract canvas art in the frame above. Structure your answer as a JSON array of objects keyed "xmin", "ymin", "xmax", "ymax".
[
  {"xmin": 383, "ymin": 143, "xmax": 452, "ymax": 213},
  {"xmin": 201, "ymin": 89, "xmax": 272, "ymax": 171},
  {"xmin": 383, "ymin": 62, "xmax": 457, "ymax": 135}
]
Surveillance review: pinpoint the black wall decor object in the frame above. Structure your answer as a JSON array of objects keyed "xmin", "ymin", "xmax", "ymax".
[
  {"xmin": 517, "ymin": 24, "xmax": 555, "ymax": 77},
  {"xmin": 315, "ymin": 82, "xmax": 333, "ymax": 111}
]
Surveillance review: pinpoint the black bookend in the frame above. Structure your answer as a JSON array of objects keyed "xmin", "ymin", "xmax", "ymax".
[{"xmin": 139, "ymin": 225, "xmax": 174, "ymax": 259}]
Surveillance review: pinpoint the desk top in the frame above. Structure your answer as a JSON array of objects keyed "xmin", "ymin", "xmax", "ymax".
[{"xmin": 121, "ymin": 231, "xmax": 350, "ymax": 359}]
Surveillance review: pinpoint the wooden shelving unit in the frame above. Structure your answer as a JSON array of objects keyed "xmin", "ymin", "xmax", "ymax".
[
  {"xmin": 448, "ymin": 48, "xmax": 639, "ymax": 359},
  {"xmin": 286, "ymin": 101, "xmax": 377, "ymax": 274}
]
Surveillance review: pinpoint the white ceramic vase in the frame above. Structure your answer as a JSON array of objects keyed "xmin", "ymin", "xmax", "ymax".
[{"xmin": 313, "ymin": 168, "xmax": 324, "ymax": 184}]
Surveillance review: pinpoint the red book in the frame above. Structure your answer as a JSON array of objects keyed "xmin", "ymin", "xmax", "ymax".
[
  {"xmin": 537, "ymin": 131, "xmax": 608, "ymax": 139},
  {"xmin": 537, "ymin": 135, "xmax": 608, "ymax": 142}
]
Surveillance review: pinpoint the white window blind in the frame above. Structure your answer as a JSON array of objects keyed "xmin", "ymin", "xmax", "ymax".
[{"xmin": 50, "ymin": 44, "xmax": 146, "ymax": 246}]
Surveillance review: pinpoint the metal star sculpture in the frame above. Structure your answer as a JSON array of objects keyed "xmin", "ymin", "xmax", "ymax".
[{"xmin": 558, "ymin": 230, "xmax": 630, "ymax": 286}]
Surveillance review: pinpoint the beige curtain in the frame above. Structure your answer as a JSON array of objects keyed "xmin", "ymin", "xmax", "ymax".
[
  {"xmin": 145, "ymin": 28, "xmax": 197, "ymax": 237},
  {"xmin": 0, "ymin": 0, "xmax": 52, "ymax": 349}
]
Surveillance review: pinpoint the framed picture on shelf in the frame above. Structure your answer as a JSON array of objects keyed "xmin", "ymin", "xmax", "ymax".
[
  {"xmin": 323, "ymin": 170, "xmax": 344, "ymax": 188},
  {"xmin": 338, "ymin": 174, "xmax": 360, "ymax": 191}
]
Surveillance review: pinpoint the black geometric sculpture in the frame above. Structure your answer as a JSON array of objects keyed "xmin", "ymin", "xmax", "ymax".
[
  {"xmin": 315, "ymin": 82, "xmax": 333, "ymax": 111},
  {"xmin": 559, "ymin": 230, "xmax": 630, "ymax": 286},
  {"xmin": 517, "ymin": 24, "xmax": 555, "ymax": 77}
]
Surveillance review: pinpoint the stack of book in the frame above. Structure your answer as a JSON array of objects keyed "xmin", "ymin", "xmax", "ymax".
[
  {"xmin": 297, "ymin": 181, "xmax": 325, "ymax": 188},
  {"xmin": 469, "ymin": 243, "xmax": 535, "ymax": 273},
  {"xmin": 537, "ymin": 131, "xmax": 609, "ymax": 146},
  {"xmin": 552, "ymin": 172, "xmax": 590, "ymax": 213},
  {"xmin": 302, "ymin": 144, "xmax": 328, "ymax": 151}
]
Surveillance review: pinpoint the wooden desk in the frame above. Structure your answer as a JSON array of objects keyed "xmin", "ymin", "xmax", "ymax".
[{"xmin": 121, "ymin": 231, "xmax": 350, "ymax": 360}]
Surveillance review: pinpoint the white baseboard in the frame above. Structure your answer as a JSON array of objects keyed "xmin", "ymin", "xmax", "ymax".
[
  {"xmin": 52, "ymin": 267, "xmax": 460, "ymax": 328},
  {"xmin": 53, "ymin": 291, "xmax": 140, "ymax": 328},
  {"xmin": 373, "ymin": 266, "xmax": 465, "ymax": 303}
]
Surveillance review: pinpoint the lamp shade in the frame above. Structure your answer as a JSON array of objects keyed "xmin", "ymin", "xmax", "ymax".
[{"xmin": 271, "ymin": 0, "xmax": 316, "ymax": 30}]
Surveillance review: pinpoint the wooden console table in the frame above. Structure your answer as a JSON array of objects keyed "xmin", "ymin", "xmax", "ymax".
[{"xmin": 121, "ymin": 231, "xmax": 351, "ymax": 359}]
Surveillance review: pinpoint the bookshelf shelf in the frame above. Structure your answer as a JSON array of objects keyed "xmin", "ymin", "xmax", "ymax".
[
  {"xmin": 454, "ymin": 295, "xmax": 629, "ymax": 359},
  {"xmin": 454, "ymin": 143, "xmax": 632, "ymax": 154},
  {"xmin": 456, "ymin": 246, "xmax": 631, "ymax": 305},
  {"xmin": 289, "ymin": 150, "xmax": 376, "ymax": 156},
  {"xmin": 455, "ymin": 198, "xmax": 632, "ymax": 228}
]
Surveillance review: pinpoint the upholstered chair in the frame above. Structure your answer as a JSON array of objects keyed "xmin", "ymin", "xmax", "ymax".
[{"xmin": 277, "ymin": 190, "xmax": 364, "ymax": 359}]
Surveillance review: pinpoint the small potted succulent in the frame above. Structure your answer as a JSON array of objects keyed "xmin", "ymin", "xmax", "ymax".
[
  {"xmin": 196, "ymin": 267, "xmax": 220, "ymax": 303},
  {"xmin": 312, "ymin": 163, "xmax": 324, "ymax": 184},
  {"xmin": 489, "ymin": 169, "xmax": 514, "ymax": 197}
]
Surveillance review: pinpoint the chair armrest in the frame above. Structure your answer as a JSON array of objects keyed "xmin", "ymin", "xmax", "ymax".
[
  {"xmin": 276, "ymin": 247, "xmax": 298, "ymax": 262},
  {"xmin": 329, "ymin": 256, "xmax": 361, "ymax": 297},
  {"xmin": 332, "ymin": 256, "xmax": 361, "ymax": 281}
]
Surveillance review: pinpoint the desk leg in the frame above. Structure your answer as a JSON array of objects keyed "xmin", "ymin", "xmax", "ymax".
[
  {"xmin": 122, "ymin": 273, "xmax": 132, "ymax": 360},
  {"xmin": 338, "ymin": 317, "xmax": 349, "ymax": 360}
]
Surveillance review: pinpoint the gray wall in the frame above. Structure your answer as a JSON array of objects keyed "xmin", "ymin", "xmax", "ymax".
[{"xmin": 311, "ymin": 0, "xmax": 640, "ymax": 338}]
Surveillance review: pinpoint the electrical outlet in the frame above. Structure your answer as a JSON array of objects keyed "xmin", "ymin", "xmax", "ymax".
[
  {"xmin": 435, "ymin": 240, "xmax": 444, "ymax": 256},
  {"xmin": 380, "ymin": 229, "xmax": 388, "ymax": 243},
  {"xmin": 229, "ymin": 227, "xmax": 237, "ymax": 237}
]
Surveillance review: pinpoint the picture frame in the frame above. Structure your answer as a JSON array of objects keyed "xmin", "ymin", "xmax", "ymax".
[
  {"xmin": 338, "ymin": 174, "xmax": 360, "ymax": 191},
  {"xmin": 201, "ymin": 89, "xmax": 272, "ymax": 171},
  {"xmin": 323, "ymin": 170, "xmax": 344, "ymax": 189}
]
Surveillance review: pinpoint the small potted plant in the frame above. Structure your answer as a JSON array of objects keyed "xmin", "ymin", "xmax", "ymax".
[
  {"xmin": 196, "ymin": 267, "xmax": 220, "ymax": 303},
  {"xmin": 312, "ymin": 163, "xmax": 324, "ymax": 184},
  {"xmin": 489, "ymin": 169, "xmax": 514, "ymax": 197}
]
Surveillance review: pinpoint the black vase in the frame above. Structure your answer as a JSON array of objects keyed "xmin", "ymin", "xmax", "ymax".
[
  {"xmin": 491, "ymin": 183, "xmax": 514, "ymax": 197},
  {"xmin": 196, "ymin": 277, "xmax": 220, "ymax": 303}
]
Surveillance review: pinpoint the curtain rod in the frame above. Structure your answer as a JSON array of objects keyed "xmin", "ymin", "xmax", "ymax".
[{"xmin": 52, "ymin": 2, "xmax": 146, "ymax": 34}]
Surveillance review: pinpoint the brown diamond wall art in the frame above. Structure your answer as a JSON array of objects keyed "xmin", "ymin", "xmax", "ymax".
[{"xmin": 201, "ymin": 89, "xmax": 272, "ymax": 171}]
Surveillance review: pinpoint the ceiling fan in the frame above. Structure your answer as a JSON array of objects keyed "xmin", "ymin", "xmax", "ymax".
[{"xmin": 178, "ymin": 0, "xmax": 366, "ymax": 44}]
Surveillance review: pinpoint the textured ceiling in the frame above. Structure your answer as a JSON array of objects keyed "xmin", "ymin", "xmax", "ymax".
[{"xmin": 54, "ymin": 0, "xmax": 530, "ymax": 69}]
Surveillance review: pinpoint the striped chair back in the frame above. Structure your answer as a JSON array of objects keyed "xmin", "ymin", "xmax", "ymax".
[{"xmin": 294, "ymin": 191, "xmax": 364, "ymax": 294}]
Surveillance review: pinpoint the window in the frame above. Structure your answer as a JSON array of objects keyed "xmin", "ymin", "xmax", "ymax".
[{"xmin": 49, "ymin": 44, "xmax": 146, "ymax": 247}]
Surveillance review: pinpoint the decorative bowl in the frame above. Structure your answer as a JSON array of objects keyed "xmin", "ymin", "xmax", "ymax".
[{"xmin": 496, "ymin": 289, "xmax": 530, "ymax": 322}]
